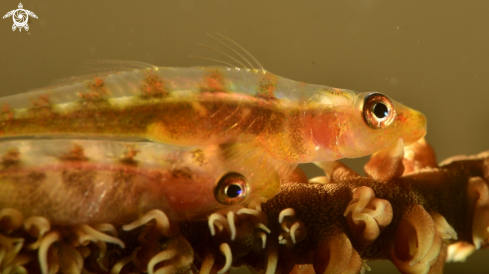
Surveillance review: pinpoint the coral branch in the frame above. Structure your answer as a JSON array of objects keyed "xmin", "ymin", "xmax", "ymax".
[
  {"xmin": 181, "ymin": 140, "xmax": 489, "ymax": 274},
  {"xmin": 1, "ymin": 140, "xmax": 489, "ymax": 274}
]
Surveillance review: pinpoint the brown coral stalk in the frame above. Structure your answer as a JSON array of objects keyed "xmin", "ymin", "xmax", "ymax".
[{"xmin": 181, "ymin": 141, "xmax": 489, "ymax": 274}]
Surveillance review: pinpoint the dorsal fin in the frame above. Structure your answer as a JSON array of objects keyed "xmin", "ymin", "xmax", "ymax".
[{"xmin": 190, "ymin": 33, "xmax": 266, "ymax": 72}]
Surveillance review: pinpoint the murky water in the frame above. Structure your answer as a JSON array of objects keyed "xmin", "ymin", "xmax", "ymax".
[{"xmin": 1, "ymin": 1, "xmax": 488, "ymax": 273}]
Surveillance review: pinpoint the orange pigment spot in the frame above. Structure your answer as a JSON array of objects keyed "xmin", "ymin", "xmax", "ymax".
[
  {"xmin": 0, "ymin": 104, "xmax": 14, "ymax": 120},
  {"xmin": 78, "ymin": 77, "xmax": 109, "ymax": 105},
  {"xmin": 120, "ymin": 144, "xmax": 140, "ymax": 166},
  {"xmin": 396, "ymin": 113, "xmax": 407, "ymax": 123},
  {"xmin": 32, "ymin": 94, "xmax": 51, "ymax": 108},
  {"xmin": 257, "ymin": 73, "xmax": 278, "ymax": 100},
  {"xmin": 60, "ymin": 144, "xmax": 88, "ymax": 161},
  {"xmin": 140, "ymin": 72, "xmax": 168, "ymax": 99},
  {"xmin": 29, "ymin": 94, "xmax": 53, "ymax": 115},
  {"xmin": 200, "ymin": 69, "xmax": 226, "ymax": 93}
]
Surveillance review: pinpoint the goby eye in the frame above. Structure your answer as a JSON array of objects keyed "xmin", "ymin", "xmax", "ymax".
[
  {"xmin": 363, "ymin": 93, "xmax": 396, "ymax": 129},
  {"xmin": 214, "ymin": 172, "xmax": 249, "ymax": 205}
]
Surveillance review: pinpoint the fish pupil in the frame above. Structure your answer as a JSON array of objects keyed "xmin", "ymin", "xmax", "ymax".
[
  {"xmin": 373, "ymin": 103, "xmax": 388, "ymax": 119},
  {"xmin": 226, "ymin": 184, "xmax": 242, "ymax": 198}
]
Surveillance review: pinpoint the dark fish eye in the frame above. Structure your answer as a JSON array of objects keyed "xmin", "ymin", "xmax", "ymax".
[
  {"xmin": 363, "ymin": 93, "xmax": 396, "ymax": 129},
  {"xmin": 373, "ymin": 103, "xmax": 389, "ymax": 119},
  {"xmin": 214, "ymin": 172, "xmax": 249, "ymax": 205},
  {"xmin": 225, "ymin": 184, "xmax": 243, "ymax": 198}
]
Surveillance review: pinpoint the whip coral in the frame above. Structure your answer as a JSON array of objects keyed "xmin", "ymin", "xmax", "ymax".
[
  {"xmin": 1, "ymin": 139, "xmax": 489, "ymax": 273},
  {"xmin": 180, "ymin": 139, "xmax": 489, "ymax": 274}
]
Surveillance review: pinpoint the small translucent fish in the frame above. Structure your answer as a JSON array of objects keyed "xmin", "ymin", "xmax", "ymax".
[
  {"xmin": 0, "ymin": 34, "xmax": 426, "ymax": 171},
  {"xmin": 0, "ymin": 65, "xmax": 426, "ymax": 164},
  {"xmin": 0, "ymin": 139, "xmax": 280, "ymax": 225}
]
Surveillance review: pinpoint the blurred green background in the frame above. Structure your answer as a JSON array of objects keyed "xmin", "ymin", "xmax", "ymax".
[{"xmin": 1, "ymin": 0, "xmax": 488, "ymax": 273}]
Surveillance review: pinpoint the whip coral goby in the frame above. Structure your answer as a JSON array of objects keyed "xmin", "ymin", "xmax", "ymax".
[
  {"xmin": 179, "ymin": 139, "xmax": 489, "ymax": 274},
  {"xmin": 0, "ymin": 138, "xmax": 488, "ymax": 273},
  {"xmin": 0, "ymin": 138, "xmax": 279, "ymax": 273},
  {"xmin": 0, "ymin": 139, "xmax": 280, "ymax": 224},
  {"xmin": 0, "ymin": 35, "xmax": 426, "ymax": 174},
  {"xmin": 0, "ymin": 137, "xmax": 489, "ymax": 273}
]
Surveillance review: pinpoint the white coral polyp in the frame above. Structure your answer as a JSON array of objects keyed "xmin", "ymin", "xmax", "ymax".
[
  {"xmin": 278, "ymin": 208, "xmax": 307, "ymax": 248},
  {"xmin": 343, "ymin": 186, "xmax": 393, "ymax": 243},
  {"xmin": 391, "ymin": 204, "xmax": 445, "ymax": 274}
]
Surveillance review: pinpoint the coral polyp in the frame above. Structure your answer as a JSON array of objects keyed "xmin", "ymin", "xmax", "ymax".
[{"xmin": 1, "ymin": 139, "xmax": 489, "ymax": 273}]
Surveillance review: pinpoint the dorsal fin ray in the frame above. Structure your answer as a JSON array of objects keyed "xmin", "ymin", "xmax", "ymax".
[
  {"xmin": 187, "ymin": 55, "xmax": 238, "ymax": 68},
  {"xmin": 205, "ymin": 33, "xmax": 256, "ymax": 70},
  {"xmin": 80, "ymin": 60, "xmax": 157, "ymax": 73},
  {"xmin": 196, "ymin": 42, "xmax": 249, "ymax": 69},
  {"xmin": 191, "ymin": 33, "xmax": 266, "ymax": 72},
  {"xmin": 214, "ymin": 33, "xmax": 266, "ymax": 72}
]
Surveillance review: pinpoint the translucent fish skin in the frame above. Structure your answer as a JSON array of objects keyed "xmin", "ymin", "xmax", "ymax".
[
  {"xmin": 0, "ymin": 139, "xmax": 280, "ymax": 225},
  {"xmin": 0, "ymin": 66, "xmax": 426, "ymax": 162}
]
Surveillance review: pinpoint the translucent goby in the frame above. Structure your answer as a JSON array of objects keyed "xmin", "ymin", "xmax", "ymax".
[{"xmin": 0, "ymin": 138, "xmax": 280, "ymax": 225}]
